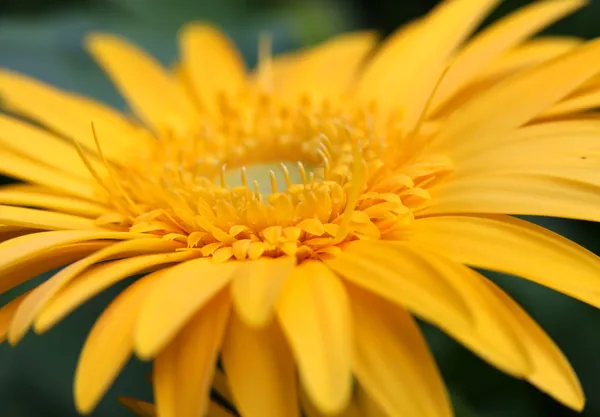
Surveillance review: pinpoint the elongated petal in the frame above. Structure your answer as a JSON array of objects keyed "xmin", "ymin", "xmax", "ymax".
[
  {"xmin": 0, "ymin": 230, "xmax": 144, "ymax": 275},
  {"xmin": 421, "ymin": 171, "xmax": 600, "ymax": 222},
  {"xmin": 272, "ymin": 31, "xmax": 378, "ymax": 100},
  {"xmin": 410, "ymin": 215, "xmax": 600, "ymax": 308},
  {"xmin": 222, "ymin": 311, "xmax": 299, "ymax": 417},
  {"xmin": 475, "ymin": 37, "xmax": 582, "ymax": 83},
  {"xmin": 1, "ymin": 150, "xmax": 98, "ymax": 200},
  {"xmin": 0, "ymin": 70, "xmax": 148, "ymax": 163},
  {"xmin": 325, "ymin": 242, "xmax": 472, "ymax": 333},
  {"xmin": 483, "ymin": 279, "xmax": 584, "ymax": 411},
  {"xmin": 357, "ymin": 0, "xmax": 498, "ymax": 129},
  {"xmin": 0, "ymin": 115, "xmax": 105, "ymax": 181},
  {"xmin": 433, "ymin": 37, "xmax": 600, "ymax": 151},
  {"xmin": 543, "ymin": 88, "xmax": 600, "ymax": 117},
  {"xmin": 8, "ymin": 237, "xmax": 177, "ymax": 344},
  {"xmin": 349, "ymin": 284, "xmax": 451, "ymax": 417},
  {"xmin": 299, "ymin": 387, "xmax": 362, "ymax": 417},
  {"xmin": 86, "ymin": 34, "xmax": 197, "ymax": 135},
  {"xmin": 0, "ymin": 205, "xmax": 99, "ymax": 231},
  {"xmin": 179, "ymin": 24, "xmax": 247, "ymax": 109},
  {"xmin": 0, "ymin": 186, "xmax": 109, "ymax": 218},
  {"xmin": 118, "ymin": 397, "xmax": 156, "ymax": 417},
  {"xmin": 0, "ymin": 241, "xmax": 110, "ymax": 294},
  {"xmin": 431, "ymin": 0, "xmax": 586, "ymax": 113},
  {"xmin": 154, "ymin": 290, "xmax": 230, "ymax": 417},
  {"xmin": 118, "ymin": 396, "xmax": 237, "ymax": 417},
  {"xmin": 231, "ymin": 256, "xmax": 295, "ymax": 327},
  {"xmin": 135, "ymin": 258, "xmax": 239, "ymax": 359},
  {"xmin": 75, "ymin": 270, "xmax": 167, "ymax": 413},
  {"xmin": 35, "ymin": 251, "xmax": 196, "ymax": 333},
  {"xmin": 276, "ymin": 261, "xmax": 353, "ymax": 415},
  {"xmin": 0, "ymin": 292, "xmax": 31, "ymax": 343}
]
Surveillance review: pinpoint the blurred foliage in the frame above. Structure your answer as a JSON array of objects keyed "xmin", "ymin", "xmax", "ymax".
[{"xmin": 2, "ymin": 1, "xmax": 600, "ymax": 417}]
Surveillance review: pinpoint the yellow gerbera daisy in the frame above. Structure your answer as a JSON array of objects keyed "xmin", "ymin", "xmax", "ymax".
[{"xmin": 2, "ymin": 0, "xmax": 600, "ymax": 415}]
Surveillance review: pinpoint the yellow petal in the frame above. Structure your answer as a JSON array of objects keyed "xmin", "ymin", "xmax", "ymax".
[
  {"xmin": 0, "ymin": 230, "xmax": 144, "ymax": 275},
  {"xmin": 543, "ymin": 88, "xmax": 600, "ymax": 117},
  {"xmin": 154, "ymin": 290, "xmax": 230, "ymax": 417},
  {"xmin": 276, "ymin": 261, "xmax": 352, "ymax": 415},
  {"xmin": 118, "ymin": 397, "xmax": 156, "ymax": 417},
  {"xmin": 212, "ymin": 368, "xmax": 233, "ymax": 404},
  {"xmin": 0, "ymin": 241, "xmax": 109, "ymax": 294},
  {"xmin": 410, "ymin": 214, "xmax": 600, "ymax": 308},
  {"xmin": 179, "ymin": 24, "xmax": 247, "ymax": 110},
  {"xmin": 74, "ymin": 270, "xmax": 167, "ymax": 414},
  {"xmin": 222, "ymin": 311, "xmax": 298, "ymax": 417},
  {"xmin": 0, "ymin": 186, "xmax": 109, "ymax": 218},
  {"xmin": 0, "ymin": 205, "xmax": 100, "ymax": 231},
  {"xmin": 1, "ymin": 150, "xmax": 98, "ymax": 200},
  {"xmin": 8, "ymin": 236, "xmax": 177, "ymax": 344},
  {"xmin": 135, "ymin": 258, "xmax": 238, "ymax": 359},
  {"xmin": 272, "ymin": 31, "xmax": 378, "ymax": 100},
  {"xmin": 349, "ymin": 284, "xmax": 451, "ymax": 417},
  {"xmin": 35, "ymin": 250, "xmax": 196, "ymax": 333},
  {"xmin": 355, "ymin": 387, "xmax": 388, "ymax": 417},
  {"xmin": 0, "ymin": 291, "xmax": 31, "ymax": 343},
  {"xmin": 406, "ymin": 253, "xmax": 531, "ymax": 377},
  {"xmin": 231, "ymin": 256, "xmax": 295, "ymax": 327},
  {"xmin": 433, "ymin": 37, "xmax": 600, "ymax": 152},
  {"xmin": 325, "ymin": 242, "xmax": 472, "ymax": 334},
  {"xmin": 0, "ymin": 115, "xmax": 106, "ymax": 181},
  {"xmin": 86, "ymin": 34, "xmax": 197, "ymax": 135},
  {"xmin": 356, "ymin": 0, "xmax": 498, "ymax": 129},
  {"xmin": 483, "ymin": 279, "xmax": 584, "ymax": 411},
  {"xmin": 421, "ymin": 171, "xmax": 600, "ymax": 222},
  {"xmin": 299, "ymin": 386, "xmax": 362, "ymax": 417},
  {"xmin": 0, "ymin": 70, "xmax": 149, "ymax": 163},
  {"xmin": 207, "ymin": 402, "xmax": 237, "ymax": 417},
  {"xmin": 475, "ymin": 37, "xmax": 582, "ymax": 84},
  {"xmin": 431, "ymin": 0, "xmax": 586, "ymax": 113}
]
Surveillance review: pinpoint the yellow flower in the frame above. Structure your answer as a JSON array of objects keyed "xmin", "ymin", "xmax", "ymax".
[{"xmin": 2, "ymin": 0, "xmax": 600, "ymax": 415}]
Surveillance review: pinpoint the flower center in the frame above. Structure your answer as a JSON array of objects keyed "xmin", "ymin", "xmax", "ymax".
[{"xmin": 93, "ymin": 93, "xmax": 453, "ymax": 262}]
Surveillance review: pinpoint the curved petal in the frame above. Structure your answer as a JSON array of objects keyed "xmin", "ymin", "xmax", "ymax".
[
  {"xmin": 276, "ymin": 261, "xmax": 352, "ymax": 415},
  {"xmin": 0, "ymin": 230, "xmax": 144, "ymax": 276},
  {"xmin": 433, "ymin": 37, "xmax": 600, "ymax": 152},
  {"xmin": 135, "ymin": 258, "xmax": 238, "ymax": 359},
  {"xmin": 483, "ymin": 279, "xmax": 584, "ymax": 411},
  {"xmin": 410, "ymin": 214, "xmax": 600, "ymax": 308},
  {"xmin": 325, "ymin": 242, "xmax": 473, "ymax": 332},
  {"xmin": 421, "ymin": 171, "xmax": 600, "ymax": 222},
  {"xmin": 431, "ymin": 0, "xmax": 586, "ymax": 113},
  {"xmin": 85, "ymin": 34, "xmax": 197, "ymax": 135},
  {"xmin": 0, "ymin": 241, "xmax": 110, "ymax": 294},
  {"xmin": 0, "ymin": 186, "xmax": 109, "ymax": 218},
  {"xmin": 271, "ymin": 31, "xmax": 378, "ymax": 100},
  {"xmin": 34, "ymin": 250, "xmax": 197, "ymax": 333},
  {"xmin": 349, "ymin": 284, "xmax": 451, "ymax": 417},
  {"xmin": 221, "ymin": 311, "xmax": 299, "ymax": 417},
  {"xmin": 0, "ymin": 291, "xmax": 31, "ymax": 343},
  {"xmin": 74, "ymin": 270, "xmax": 167, "ymax": 414},
  {"xmin": 0, "ymin": 115, "xmax": 105, "ymax": 181},
  {"xmin": 330, "ymin": 241, "xmax": 531, "ymax": 377},
  {"xmin": 0, "ymin": 205, "xmax": 100, "ymax": 230},
  {"xmin": 8, "ymin": 236, "xmax": 177, "ymax": 344},
  {"xmin": 231, "ymin": 256, "xmax": 295, "ymax": 327},
  {"xmin": 356, "ymin": 0, "xmax": 498, "ymax": 129},
  {"xmin": 179, "ymin": 24, "xmax": 247, "ymax": 110},
  {"xmin": 0, "ymin": 70, "xmax": 149, "ymax": 163},
  {"xmin": 1, "ymin": 150, "xmax": 98, "ymax": 200},
  {"xmin": 154, "ymin": 290, "xmax": 230, "ymax": 417}
]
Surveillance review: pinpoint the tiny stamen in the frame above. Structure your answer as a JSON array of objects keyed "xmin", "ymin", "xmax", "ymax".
[
  {"xmin": 280, "ymin": 163, "xmax": 292, "ymax": 188},
  {"xmin": 241, "ymin": 166, "xmax": 248, "ymax": 187},
  {"xmin": 297, "ymin": 161, "xmax": 308, "ymax": 185},
  {"xmin": 269, "ymin": 170, "xmax": 278, "ymax": 193}
]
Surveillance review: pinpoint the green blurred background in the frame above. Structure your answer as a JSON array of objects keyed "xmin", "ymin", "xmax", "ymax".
[{"xmin": 2, "ymin": 0, "xmax": 600, "ymax": 416}]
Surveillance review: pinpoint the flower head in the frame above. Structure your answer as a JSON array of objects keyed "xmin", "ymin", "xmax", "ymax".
[{"xmin": 2, "ymin": 0, "xmax": 600, "ymax": 416}]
